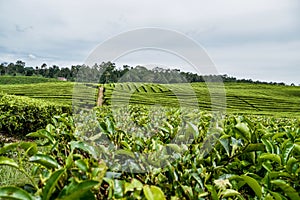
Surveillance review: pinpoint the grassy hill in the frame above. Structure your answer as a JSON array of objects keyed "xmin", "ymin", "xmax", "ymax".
[{"xmin": 0, "ymin": 76, "xmax": 299, "ymax": 115}]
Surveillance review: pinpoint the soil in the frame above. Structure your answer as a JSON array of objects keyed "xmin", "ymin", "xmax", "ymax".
[{"xmin": 0, "ymin": 132, "xmax": 29, "ymax": 144}]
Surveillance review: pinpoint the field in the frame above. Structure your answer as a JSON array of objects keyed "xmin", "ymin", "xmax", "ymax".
[
  {"xmin": 0, "ymin": 77, "xmax": 300, "ymax": 115},
  {"xmin": 0, "ymin": 76, "xmax": 61, "ymax": 85},
  {"xmin": 0, "ymin": 76, "xmax": 300, "ymax": 199}
]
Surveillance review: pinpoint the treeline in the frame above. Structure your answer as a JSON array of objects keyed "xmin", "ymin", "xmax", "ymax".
[
  {"xmin": 0, "ymin": 61, "xmax": 79, "ymax": 81},
  {"xmin": 0, "ymin": 60, "xmax": 287, "ymax": 85}
]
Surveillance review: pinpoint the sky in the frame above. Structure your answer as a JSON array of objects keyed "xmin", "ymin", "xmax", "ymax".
[{"xmin": 0, "ymin": 0, "xmax": 299, "ymax": 84}]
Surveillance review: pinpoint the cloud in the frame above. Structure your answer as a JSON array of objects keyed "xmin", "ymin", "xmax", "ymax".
[
  {"xmin": 0, "ymin": 0, "xmax": 299, "ymax": 83},
  {"xmin": 15, "ymin": 25, "xmax": 33, "ymax": 33},
  {"xmin": 28, "ymin": 54, "xmax": 36, "ymax": 59},
  {"xmin": 207, "ymin": 40, "xmax": 300, "ymax": 84}
]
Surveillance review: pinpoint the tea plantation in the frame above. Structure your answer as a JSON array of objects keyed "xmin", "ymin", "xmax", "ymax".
[
  {"xmin": 0, "ymin": 77, "xmax": 299, "ymax": 115},
  {"xmin": 0, "ymin": 76, "xmax": 300, "ymax": 199}
]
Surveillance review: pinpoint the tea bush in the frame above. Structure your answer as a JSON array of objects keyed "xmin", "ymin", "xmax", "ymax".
[
  {"xmin": 0, "ymin": 106, "xmax": 300, "ymax": 199},
  {"xmin": 0, "ymin": 76, "xmax": 59, "ymax": 85},
  {"xmin": 0, "ymin": 93, "xmax": 71, "ymax": 135}
]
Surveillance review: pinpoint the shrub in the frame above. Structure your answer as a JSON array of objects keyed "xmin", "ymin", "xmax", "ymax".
[
  {"xmin": 1, "ymin": 106, "xmax": 300, "ymax": 199},
  {"xmin": 0, "ymin": 93, "xmax": 71, "ymax": 135},
  {"xmin": 0, "ymin": 76, "xmax": 59, "ymax": 85},
  {"xmin": 0, "ymin": 114, "xmax": 166, "ymax": 200}
]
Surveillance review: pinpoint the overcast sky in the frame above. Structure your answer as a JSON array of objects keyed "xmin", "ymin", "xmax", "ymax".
[{"xmin": 0, "ymin": 0, "xmax": 299, "ymax": 84}]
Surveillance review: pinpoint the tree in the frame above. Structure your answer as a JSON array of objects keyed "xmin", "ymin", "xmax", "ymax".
[
  {"xmin": 0, "ymin": 63, "xmax": 6, "ymax": 75},
  {"xmin": 25, "ymin": 67, "xmax": 34, "ymax": 76},
  {"xmin": 40, "ymin": 63, "xmax": 47, "ymax": 76},
  {"xmin": 35, "ymin": 66, "xmax": 39, "ymax": 75},
  {"xmin": 7, "ymin": 63, "xmax": 16, "ymax": 75}
]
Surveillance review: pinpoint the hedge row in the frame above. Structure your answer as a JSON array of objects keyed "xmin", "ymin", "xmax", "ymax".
[
  {"xmin": 0, "ymin": 93, "xmax": 71, "ymax": 135},
  {"xmin": 0, "ymin": 76, "xmax": 59, "ymax": 85}
]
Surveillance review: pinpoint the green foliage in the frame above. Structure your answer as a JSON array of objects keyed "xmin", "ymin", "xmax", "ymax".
[
  {"xmin": 75, "ymin": 106, "xmax": 300, "ymax": 199},
  {"xmin": 0, "ymin": 115, "xmax": 108, "ymax": 199},
  {"xmin": 0, "ymin": 186, "xmax": 34, "ymax": 200},
  {"xmin": 1, "ymin": 80, "xmax": 300, "ymax": 115},
  {"xmin": 0, "ymin": 82, "xmax": 74, "ymax": 105},
  {"xmin": 0, "ymin": 106, "xmax": 300, "ymax": 199},
  {"xmin": 0, "ymin": 76, "xmax": 60, "ymax": 85},
  {"xmin": 0, "ymin": 93, "xmax": 71, "ymax": 135},
  {"xmin": 143, "ymin": 185, "xmax": 166, "ymax": 200}
]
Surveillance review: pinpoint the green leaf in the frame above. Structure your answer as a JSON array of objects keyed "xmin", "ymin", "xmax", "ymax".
[
  {"xmin": 262, "ymin": 162, "xmax": 273, "ymax": 172},
  {"xmin": 261, "ymin": 138, "xmax": 274, "ymax": 153},
  {"xmin": 240, "ymin": 175, "xmax": 262, "ymax": 198},
  {"xmin": 115, "ymin": 149, "xmax": 135, "ymax": 158},
  {"xmin": 57, "ymin": 180, "xmax": 98, "ymax": 200},
  {"xmin": 143, "ymin": 185, "xmax": 166, "ymax": 200},
  {"xmin": 282, "ymin": 141, "xmax": 294, "ymax": 165},
  {"xmin": 131, "ymin": 179, "xmax": 143, "ymax": 190},
  {"xmin": 105, "ymin": 172, "xmax": 122, "ymax": 179},
  {"xmin": 113, "ymin": 179, "xmax": 124, "ymax": 198},
  {"xmin": 230, "ymin": 137, "xmax": 242, "ymax": 156},
  {"xmin": 235, "ymin": 122, "xmax": 250, "ymax": 141},
  {"xmin": 264, "ymin": 193, "xmax": 275, "ymax": 200},
  {"xmin": 75, "ymin": 159, "xmax": 88, "ymax": 172},
  {"xmin": 99, "ymin": 122, "xmax": 108, "ymax": 134},
  {"xmin": 46, "ymin": 124, "xmax": 56, "ymax": 134},
  {"xmin": 270, "ymin": 191, "xmax": 285, "ymax": 200},
  {"xmin": 272, "ymin": 132, "xmax": 286, "ymax": 140},
  {"xmin": 0, "ymin": 156, "xmax": 19, "ymax": 168},
  {"xmin": 0, "ymin": 142, "xmax": 37, "ymax": 156},
  {"xmin": 0, "ymin": 186, "xmax": 33, "ymax": 200},
  {"xmin": 205, "ymin": 185, "xmax": 218, "ymax": 200},
  {"xmin": 221, "ymin": 189, "xmax": 240, "ymax": 198},
  {"xmin": 259, "ymin": 153, "xmax": 281, "ymax": 165},
  {"xmin": 42, "ymin": 169, "xmax": 65, "ymax": 200},
  {"xmin": 286, "ymin": 157, "xmax": 298, "ymax": 173},
  {"xmin": 19, "ymin": 142, "xmax": 38, "ymax": 156},
  {"xmin": 269, "ymin": 171, "xmax": 292, "ymax": 179},
  {"xmin": 294, "ymin": 143, "xmax": 300, "ymax": 153},
  {"xmin": 180, "ymin": 185, "xmax": 193, "ymax": 199},
  {"xmin": 70, "ymin": 141, "xmax": 97, "ymax": 159},
  {"xmin": 29, "ymin": 154, "xmax": 60, "ymax": 169},
  {"xmin": 124, "ymin": 178, "xmax": 143, "ymax": 193},
  {"xmin": 191, "ymin": 173, "xmax": 204, "ymax": 189},
  {"xmin": 166, "ymin": 144, "xmax": 183, "ymax": 153},
  {"xmin": 219, "ymin": 137, "xmax": 230, "ymax": 156},
  {"xmin": 106, "ymin": 117, "xmax": 115, "ymax": 134},
  {"xmin": 27, "ymin": 129, "xmax": 55, "ymax": 143},
  {"xmin": 244, "ymin": 143, "xmax": 265, "ymax": 152},
  {"xmin": 271, "ymin": 179, "xmax": 300, "ymax": 200},
  {"xmin": 159, "ymin": 126, "xmax": 169, "ymax": 134},
  {"xmin": 198, "ymin": 192, "xmax": 209, "ymax": 198},
  {"xmin": 0, "ymin": 143, "xmax": 18, "ymax": 154},
  {"xmin": 65, "ymin": 153, "xmax": 73, "ymax": 169},
  {"xmin": 120, "ymin": 141, "xmax": 131, "ymax": 150},
  {"xmin": 91, "ymin": 163, "xmax": 107, "ymax": 183},
  {"xmin": 187, "ymin": 122, "xmax": 199, "ymax": 138}
]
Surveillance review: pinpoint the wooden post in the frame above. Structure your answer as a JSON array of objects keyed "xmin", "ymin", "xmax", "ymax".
[{"xmin": 96, "ymin": 86, "xmax": 104, "ymax": 106}]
